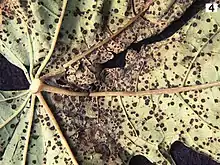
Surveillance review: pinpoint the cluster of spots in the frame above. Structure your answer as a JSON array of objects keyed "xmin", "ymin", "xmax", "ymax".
[
  {"xmin": 98, "ymin": 49, "xmax": 146, "ymax": 92},
  {"xmin": 59, "ymin": 0, "xmax": 133, "ymax": 45},
  {"xmin": 47, "ymin": 87, "xmax": 171, "ymax": 164},
  {"xmin": 99, "ymin": 7, "xmax": 220, "ymax": 163},
  {"xmin": 0, "ymin": 91, "xmax": 28, "ymax": 158},
  {"xmin": 66, "ymin": 58, "xmax": 101, "ymax": 90},
  {"xmin": 47, "ymin": 5, "xmax": 220, "ymax": 164},
  {"xmin": 0, "ymin": 89, "xmax": 76, "ymax": 164},
  {"xmin": 0, "ymin": 0, "xmax": 62, "ymax": 69},
  {"xmin": 47, "ymin": 94, "xmax": 133, "ymax": 164},
  {"xmin": 0, "ymin": 96, "xmax": 33, "ymax": 164},
  {"xmin": 42, "ymin": 0, "xmax": 194, "ymax": 81},
  {"xmin": 26, "ymin": 102, "xmax": 74, "ymax": 165},
  {"xmin": 1, "ymin": 0, "xmax": 218, "ymax": 164}
]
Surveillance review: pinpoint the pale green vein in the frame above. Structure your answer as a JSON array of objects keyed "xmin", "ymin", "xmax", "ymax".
[
  {"xmin": 27, "ymin": 26, "xmax": 34, "ymax": 81},
  {"xmin": 22, "ymin": 95, "xmax": 36, "ymax": 165},
  {"xmin": 0, "ymin": 90, "xmax": 29, "ymax": 102},
  {"xmin": 0, "ymin": 93, "xmax": 31, "ymax": 129},
  {"xmin": 182, "ymin": 25, "xmax": 220, "ymax": 87},
  {"xmin": 35, "ymin": 0, "xmax": 68, "ymax": 78},
  {"xmin": 118, "ymin": 96, "xmax": 138, "ymax": 137}
]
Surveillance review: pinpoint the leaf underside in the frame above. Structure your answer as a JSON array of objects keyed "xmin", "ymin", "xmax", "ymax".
[{"xmin": 1, "ymin": 0, "xmax": 220, "ymax": 165}]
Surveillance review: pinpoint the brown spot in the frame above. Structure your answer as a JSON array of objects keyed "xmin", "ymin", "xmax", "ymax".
[{"xmin": 53, "ymin": 94, "xmax": 62, "ymax": 102}]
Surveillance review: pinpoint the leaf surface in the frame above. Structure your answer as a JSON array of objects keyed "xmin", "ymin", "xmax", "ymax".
[
  {"xmin": 1, "ymin": 0, "xmax": 220, "ymax": 165},
  {"xmin": 41, "ymin": 0, "xmax": 194, "ymax": 77},
  {"xmin": 46, "ymin": 6, "xmax": 220, "ymax": 165}
]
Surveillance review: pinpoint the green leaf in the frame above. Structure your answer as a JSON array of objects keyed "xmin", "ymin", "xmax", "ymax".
[
  {"xmin": 0, "ymin": 91, "xmax": 30, "ymax": 158},
  {"xmin": 0, "ymin": 0, "xmax": 64, "ymax": 80},
  {"xmin": 46, "ymin": 6, "xmax": 220, "ymax": 165},
  {"xmin": 0, "ymin": 94, "xmax": 75, "ymax": 165},
  {"xmin": 41, "ymin": 0, "xmax": 194, "ymax": 77},
  {"xmin": 1, "ymin": 0, "xmax": 220, "ymax": 165}
]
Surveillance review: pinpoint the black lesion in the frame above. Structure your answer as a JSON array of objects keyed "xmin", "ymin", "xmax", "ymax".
[{"xmin": 0, "ymin": 54, "xmax": 29, "ymax": 90}]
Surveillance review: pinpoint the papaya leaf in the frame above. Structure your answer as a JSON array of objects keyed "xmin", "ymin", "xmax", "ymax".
[
  {"xmin": 40, "ymin": 0, "xmax": 194, "ymax": 78},
  {"xmin": 1, "ymin": 0, "xmax": 78, "ymax": 164},
  {"xmin": 0, "ymin": 0, "xmax": 65, "ymax": 80},
  {"xmin": 1, "ymin": 0, "xmax": 220, "ymax": 165},
  {"xmin": 44, "ymin": 4, "xmax": 220, "ymax": 165}
]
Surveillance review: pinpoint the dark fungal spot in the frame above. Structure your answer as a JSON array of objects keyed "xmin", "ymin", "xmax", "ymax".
[
  {"xmin": 50, "ymin": 126, "xmax": 55, "ymax": 130},
  {"xmin": 172, "ymin": 56, "xmax": 177, "ymax": 61},
  {"xmin": 110, "ymin": 19, "xmax": 114, "ymax": 24},
  {"xmin": 206, "ymin": 18, "xmax": 211, "ymax": 22},
  {"xmin": 197, "ymin": 30, "xmax": 202, "ymax": 34},
  {"xmin": 194, "ymin": 137, "xmax": 199, "ymax": 141},
  {"xmin": 45, "ymin": 116, "xmax": 50, "ymax": 121},
  {"xmin": 54, "ymin": 18, "xmax": 59, "ymax": 23},
  {"xmin": 114, "ymin": 8, "xmax": 119, "ymax": 13},
  {"xmin": 40, "ymin": 19, "xmax": 44, "ymax": 25},
  {"xmin": 119, "ymin": 19, "xmax": 123, "ymax": 23},
  {"xmin": 53, "ymin": 94, "xmax": 62, "ymax": 102},
  {"xmin": 68, "ymin": 34, "xmax": 74, "ymax": 40},
  {"xmin": 11, "ymin": 104, "xmax": 16, "ymax": 109},
  {"xmin": 202, "ymin": 38, "xmax": 208, "ymax": 42},
  {"xmin": 46, "ymin": 36, "xmax": 51, "ymax": 41},
  {"xmin": 192, "ymin": 48, "xmax": 197, "ymax": 53},
  {"xmin": 195, "ymin": 80, "xmax": 201, "ymax": 85},
  {"xmin": 6, "ymin": 99, "xmax": 13, "ymax": 103},
  {"xmin": 82, "ymin": 30, "xmax": 87, "ymax": 34},
  {"xmin": 192, "ymin": 22, "xmax": 197, "ymax": 27},
  {"xmin": 10, "ymin": 124, "xmax": 15, "ymax": 128},
  {"xmin": 132, "ymin": 102, "xmax": 137, "ymax": 107},
  {"xmin": 17, "ymin": 18, "xmax": 22, "ymax": 24},
  {"xmin": 201, "ymin": 99, "xmax": 205, "ymax": 103},
  {"xmin": 49, "ymin": 24, "xmax": 53, "ymax": 29}
]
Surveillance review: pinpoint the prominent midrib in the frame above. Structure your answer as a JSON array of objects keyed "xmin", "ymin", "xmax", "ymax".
[{"xmin": 38, "ymin": 80, "xmax": 220, "ymax": 97}]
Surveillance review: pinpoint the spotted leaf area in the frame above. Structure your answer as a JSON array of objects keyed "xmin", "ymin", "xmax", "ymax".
[
  {"xmin": 1, "ymin": 0, "xmax": 220, "ymax": 165},
  {"xmin": 0, "ymin": 0, "xmax": 78, "ymax": 164},
  {"xmin": 46, "ymin": 5, "xmax": 220, "ymax": 165},
  {"xmin": 0, "ymin": 0, "xmax": 62, "ymax": 73},
  {"xmin": 0, "ymin": 90, "xmax": 29, "ymax": 157},
  {"xmin": 0, "ymin": 92, "xmax": 74, "ymax": 165},
  {"xmin": 41, "ymin": 0, "xmax": 194, "ymax": 78}
]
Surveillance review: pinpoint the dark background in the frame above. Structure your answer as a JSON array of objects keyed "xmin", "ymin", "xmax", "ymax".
[{"xmin": 1, "ymin": 0, "xmax": 220, "ymax": 164}]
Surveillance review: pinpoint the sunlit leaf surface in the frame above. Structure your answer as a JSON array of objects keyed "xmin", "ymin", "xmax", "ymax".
[{"xmin": 1, "ymin": 0, "xmax": 220, "ymax": 164}]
